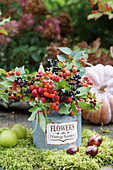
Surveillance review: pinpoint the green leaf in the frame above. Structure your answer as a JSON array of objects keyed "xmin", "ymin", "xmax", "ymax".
[
  {"xmin": 58, "ymin": 47, "xmax": 72, "ymax": 55},
  {"xmin": 6, "ymin": 76, "xmax": 15, "ymax": 82},
  {"xmin": 78, "ymin": 101, "xmax": 91, "ymax": 110},
  {"xmin": 74, "ymin": 51, "xmax": 84, "ymax": 63},
  {"xmin": 42, "ymin": 107, "xmax": 49, "ymax": 125},
  {"xmin": 38, "ymin": 63, "xmax": 45, "ymax": 73},
  {"xmin": 66, "ymin": 63, "xmax": 73, "ymax": 70},
  {"xmin": 57, "ymin": 55, "xmax": 68, "ymax": 62},
  {"xmin": 0, "ymin": 69, "xmax": 6, "ymax": 75},
  {"xmin": 85, "ymin": 62, "xmax": 93, "ymax": 67},
  {"xmin": 0, "ymin": 81, "xmax": 12, "ymax": 87},
  {"xmin": 32, "ymin": 114, "xmax": 38, "ymax": 133},
  {"xmin": 76, "ymin": 87, "xmax": 90, "ymax": 96},
  {"xmin": 59, "ymin": 105, "xmax": 70, "ymax": 114},
  {"xmin": 58, "ymin": 79, "xmax": 69, "ymax": 88},
  {"xmin": 25, "ymin": 69, "xmax": 29, "ymax": 75},
  {"xmin": 15, "ymin": 66, "xmax": 25, "ymax": 74},
  {"xmin": 28, "ymin": 106, "xmax": 38, "ymax": 113},
  {"xmin": 4, "ymin": 94, "xmax": 8, "ymax": 103},
  {"xmin": 31, "ymin": 53, "xmax": 40, "ymax": 62},
  {"xmin": 39, "ymin": 112, "xmax": 46, "ymax": 132},
  {"xmin": 69, "ymin": 49, "xmax": 79, "ymax": 58},
  {"xmin": 31, "ymin": 71, "xmax": 37, "ymax": 77},
  {"xmin": 29, "ymin": 46, "xmax": 37, "ymax": 52},
  {"xmin": 0, "ymin": 89, "xmax": 4, "ymax": 93},
  {"xmin": 0, "ymin": 16, "xmax": 10, "ymax": 26},
  {"xmin": 28, "ymin": 107, "xmax": 41, "ymax": 121},
  {"xmin": 87, "ymin": 13, "xmax": 102, "ymax": 20},
  {"xmin": 0, "ymin": 27, "xmax": 8, "ymax": 35},
  {"xmin": 58, "ymin": 62, "xmax": 63, "ymax": 69},
  {"xmin": 43, "ymin": 103, "xmax": 51, "ymax": 107},
  {"xmin": 78, "ymin": 66, "xmax": 86, "ymax": 76},
  {"xmin": 71, "ymin": 100, "xmax": 77, "ymax": 113}
]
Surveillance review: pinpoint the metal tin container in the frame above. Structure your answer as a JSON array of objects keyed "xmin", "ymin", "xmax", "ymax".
[{"xmin": 33, "ymin": 110, "xmax": 81, "ymax": 150}]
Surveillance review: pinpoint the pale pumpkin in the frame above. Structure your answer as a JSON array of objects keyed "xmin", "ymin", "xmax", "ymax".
[{"xmin": 82, "ymin": 64, "xmax": 113, "ymax": 124}]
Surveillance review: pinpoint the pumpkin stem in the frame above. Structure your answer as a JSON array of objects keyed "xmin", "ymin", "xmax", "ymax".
[{"xmin": 98, "ymin": 85, "xmax": 108, "ymax": 93}]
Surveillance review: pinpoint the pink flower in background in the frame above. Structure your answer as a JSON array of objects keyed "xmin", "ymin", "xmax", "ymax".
[
  {"xmin": 19, "ymin": 13, "xmax": 35, "ymax": 29},
  {"xmin": 36, "ymin": 17, "xmax": 61, "ymax": 40},
  {"xmin": 0, "ymin": 20, "xmax": 19, "ymax": 45},
  {"xmin": 0, "ymin": 35, "xmax": 11, "ymax": 45},
  {"xmin": 17, "ymin": 0, "xmax": 28, "ymax": 8}
]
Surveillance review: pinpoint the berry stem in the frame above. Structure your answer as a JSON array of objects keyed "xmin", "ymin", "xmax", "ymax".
[{"xmin": 12, "ymin": 111, "xmax": 17, "ymax": 123}]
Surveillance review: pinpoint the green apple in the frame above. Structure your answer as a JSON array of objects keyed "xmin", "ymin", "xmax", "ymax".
[
  {"xmin": 0, "ymin": 130, "xmax": 18, "ymax": 147},
  {"xmin": 10, "ymin": 124, "xmax": 27, "ymax": 139}
]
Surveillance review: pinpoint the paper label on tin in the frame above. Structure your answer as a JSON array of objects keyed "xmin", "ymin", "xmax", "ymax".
[{"xmin": 46, "ymin": 121, "xmax": 78, "ymax": 145}]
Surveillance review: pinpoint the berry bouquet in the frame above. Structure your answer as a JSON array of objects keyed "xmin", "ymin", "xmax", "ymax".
[{"xmin": 0, "ymin": 47, "xmax": 101, "ymax": 132}]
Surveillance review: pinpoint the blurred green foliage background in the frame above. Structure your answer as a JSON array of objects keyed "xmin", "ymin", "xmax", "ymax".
[{"xmin": 0, "ymin": 0, "xmax": 112, "ymax": 71}]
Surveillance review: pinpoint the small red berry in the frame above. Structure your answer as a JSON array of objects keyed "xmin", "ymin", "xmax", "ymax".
[
  {"xmin": 31, "ymin": 89, "xmax": 37, "ymax": 96},
  {"xmin": 16, "ymin": 71, "xmax": 21, "ymax": 76},
  {"xmin": 66, "ymin": 97, "xmax": 72, "ymax": 103}
]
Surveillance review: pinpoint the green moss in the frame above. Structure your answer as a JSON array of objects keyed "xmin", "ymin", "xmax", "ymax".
[{"xmin": 0, "ymin": 128, "xmax": 113, "ymax": 170}]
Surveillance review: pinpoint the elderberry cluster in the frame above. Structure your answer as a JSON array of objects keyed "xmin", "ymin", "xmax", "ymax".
[{"xmin": 46, "ymin": 59, "xmax": 61, "ymax": 75}]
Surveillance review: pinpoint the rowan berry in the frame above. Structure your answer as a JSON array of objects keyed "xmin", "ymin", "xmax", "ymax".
[
  {"xmin": 44, "ymin": 92, "xmax": 50, "ymax": 97},
  {"xmin": 50, "ymin": 94, "xmax": 55, "ymax": 98},
  {"xmin": 56, "ymin": 101, "xmax": 59, "ymax": 105},
  {"xmin": 55, "ymin": 105, "xmax": 59, "ymax": 111},
  {"xmin": 34, "ymin": 85, "xmax": 39, "ymax": 90},
  {"xmin": 46, "ymin": 110, "xmax": 50, "ymax": 114},
  {"xmin": 51, "ymin": 84, "xmax": 55, "ymax": 88},
  {"xmin": 53, "ymin": 90, "xmax": 57, "ymax": 94},
  {"xmin": 49, "ymin": 102, "xmax": 53, "ymax": 106},
  {"xmin": 51, "ymin": 106, "xmax": 55, "ymax": 110},
  {"xmin": 41, "ymin": 77, "xmax": 44, "ymax": 80},
  {"xmin": 63, "ymin": 60, "xmax": 66, "ymax": 63},
  {"xmin": 44, "ymin": 88, "xmax": 47, "ymax": 92}
]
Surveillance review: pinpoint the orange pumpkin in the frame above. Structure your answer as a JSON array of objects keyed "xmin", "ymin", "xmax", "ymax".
[{"xmin": 82, "ymin": 64, "xmax": 113, "ymax": 124}]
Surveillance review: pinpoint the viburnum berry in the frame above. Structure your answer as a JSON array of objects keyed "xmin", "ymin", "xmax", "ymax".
[
  {"xmin": 62, "ymin": 67, "xmax": 68, "ymax": 73},
  {"xmin": 38, "ymin": 87, "xmax": 44, "ymax": 94},
  {"xmin": 66, "ymin": 97, "xmax": 72, "ymax": 103},
  {"xmin": 40, "ymin": 97, "xmax": 46, "ymax": 103},
  {"xmin": 54, "ymin": 95, "xmax": 60, "ymax": 101},
  {"xmin": 59, "ymin": 72, "xmax": 63, "ymax": 77},
  {"xmin": 31, "ymin": 89, "xmax": 37, "ymax": 96},
  {"xmin": 65, "ymin": 70, "xmax": 71, "ymax": 76},
  {"xmin": 72, "ymin": 67, "xmax": 77, "ymax": 73},
  {"xmin": 16, "ymin": 71, "xmax": 21, "ymax": 76},
  {"xmin": 54, "ymin": 76, "xmax": 60, "ymax": 82},
  {"xmin": 48, "ymin": 88, "xmax": 54, "ymax": 93}
]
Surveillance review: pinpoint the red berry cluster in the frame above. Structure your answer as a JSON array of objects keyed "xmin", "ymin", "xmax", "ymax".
[
  {"xmin": 6, "ymin": 71, "xmax": 15, "ymax": 77},
  {"xmin": 90, "ymin": 0, "xmax": 111, "ymax": 20},
  {"xmin": 81, "ymin": 76, "xmax": 93, "ymax": 87}
]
